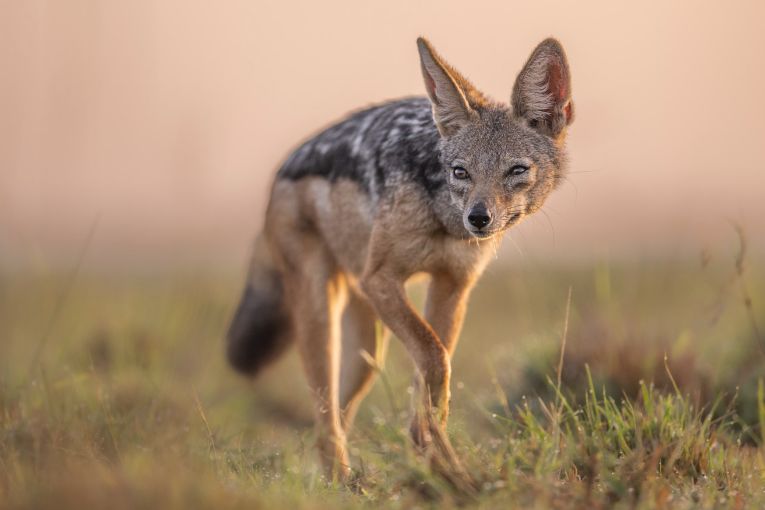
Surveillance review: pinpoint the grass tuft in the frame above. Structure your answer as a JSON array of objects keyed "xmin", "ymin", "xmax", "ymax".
[{"xmin": 1, "ymin": 260, "xmax": 764, "ymax": 508}]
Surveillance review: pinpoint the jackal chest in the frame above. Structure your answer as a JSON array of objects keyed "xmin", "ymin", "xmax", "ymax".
[{"xmin": 403, "ymin": 231, "xmax": 491, "ymax": 280}]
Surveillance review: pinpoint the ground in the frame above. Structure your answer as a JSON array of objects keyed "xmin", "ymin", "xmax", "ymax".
[{"xmin": 1, "ymin": 252, "xmax": 764, "ymax": 509}]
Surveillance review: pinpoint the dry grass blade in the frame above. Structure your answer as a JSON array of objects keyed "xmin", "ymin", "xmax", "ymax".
[
  {"xmin": 24, "ymin": 215, "xmax": 100, "ymax": 386},
  {"xmin": 556, "ymin": 286, "xmax": 573, "ymax": 401}
]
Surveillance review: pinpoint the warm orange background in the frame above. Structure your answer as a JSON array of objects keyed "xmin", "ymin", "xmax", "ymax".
[{"xmin": 1, "ymin": 1, "xmax": 764, "ymax": 268}]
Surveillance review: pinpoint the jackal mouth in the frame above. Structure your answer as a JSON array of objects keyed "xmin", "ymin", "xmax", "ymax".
[{"xmin": 467, "ymin": 228, "xmax": 499, "ymax": 240}]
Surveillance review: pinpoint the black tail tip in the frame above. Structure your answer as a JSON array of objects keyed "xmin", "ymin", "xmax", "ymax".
[
  {"xmin": 226, "ymin": 332, "xmax": 261, "ymax": 375},
  {"xmin": 226, "ymin": 284, "xmax": 291, "ymax": 376},
  {"xmin": 226, "ymin": 315, "xmax": 291, "ymax": 376}
]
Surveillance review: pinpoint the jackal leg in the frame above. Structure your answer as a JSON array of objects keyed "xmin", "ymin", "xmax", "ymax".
[
  {"xmin": 338, "ymin": 291, "xmax": 388, "ymax": 432},
  {"xmin": 361, "ymin": 269, "xmax": 451, "ymax": 424},
  {"xmin": 408, "ymin": 271, "xmax": 474, "ymax": 442},
  {"xmin": 283, "ymin": 252, "xmax": 350, "ymax": 482},
  {"xmin": 361, "ymin": 266, "xmax": 478, "ymax": 493},
  {"xmin": 424, "ymin": 271, "xmax": 474, "ymax": 356}
]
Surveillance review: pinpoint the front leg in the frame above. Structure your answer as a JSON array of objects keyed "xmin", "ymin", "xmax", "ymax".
[
  {"xmin": 362, "ymin": 261, "xmax": 478, "ymax": 492},
  {"xmin": 424, "ymin": 271, "xmax": 475, "ymax": 355},
  {"xmin": 361, "ymin": 268, "xmax": 451, "ymax": 418},
  {"xmin": 402, "ymin": 271, "xmax": 474, "ymax": 445}
]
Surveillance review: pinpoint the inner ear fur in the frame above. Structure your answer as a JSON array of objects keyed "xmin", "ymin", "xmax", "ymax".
[
  {"xmin": 511, "ymin": 38, "xmax": 574, "ymax": 138},
  {"xmin": 417, "ymin": 37, "xmax": 487, "ymax": 136}
]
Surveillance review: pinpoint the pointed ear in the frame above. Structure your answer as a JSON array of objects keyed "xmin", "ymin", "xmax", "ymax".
[
  {"xmin": 417, "ymin": 37, "xmax": 478, "ymax": 137},
  {"xmin": 511, "ymin": 38, "xmax": 574, "ymax": 138}
]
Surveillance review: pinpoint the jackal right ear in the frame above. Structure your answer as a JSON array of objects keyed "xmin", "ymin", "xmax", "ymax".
[{"xmin": 417, "ymin": 37, "xmax": 478, "ymax": 137}]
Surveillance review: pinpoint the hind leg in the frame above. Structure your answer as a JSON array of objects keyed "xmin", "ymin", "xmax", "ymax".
[
  {"xmin": 281, "ymin": 250, "xmax": 351, "ymax": 482},
  {"xmin": 339, "ymin": 290, "xmax": 389, "ymax": 432},
  {"xmin": 266, "ymin": 181, "xmax": 353, "ymax": 481}
]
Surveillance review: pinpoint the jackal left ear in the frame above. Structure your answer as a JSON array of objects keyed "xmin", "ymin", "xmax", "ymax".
[
  {"xmin": 417, "ymin": 37, "xmax": 478, "ymax": 137},
  {"xmin": 512, "ymin": 38, "xmax": 574, "ymax": 138}
]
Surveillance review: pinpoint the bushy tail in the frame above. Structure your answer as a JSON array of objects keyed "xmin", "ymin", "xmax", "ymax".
[{"xmin": 226, "ymin": 234, "xmax": 292, "ymax": 375}]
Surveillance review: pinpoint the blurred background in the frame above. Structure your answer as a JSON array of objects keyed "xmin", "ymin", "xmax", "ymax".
[
  {"xmin": 1, "ymin": 2, "xmax": 765, "ymax": 507},
  {"xmin": 2, "ymin": 0, "xmax": 764, "ymax": 269}
]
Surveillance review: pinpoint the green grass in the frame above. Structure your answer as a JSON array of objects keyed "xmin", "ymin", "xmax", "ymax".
[{"xmin": 1, "ymin": 257, "xmax": 764, "ymax": 509}]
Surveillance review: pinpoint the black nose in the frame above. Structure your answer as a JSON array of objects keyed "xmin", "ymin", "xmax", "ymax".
[{"xmin": 467, "ymin": 206, "xmax": 492, "ymax": 229}]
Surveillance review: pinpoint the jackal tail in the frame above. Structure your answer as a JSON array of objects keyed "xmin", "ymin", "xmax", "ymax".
[{"xmin": 226, "ymin": 234, "xmax": 292, "ymax": 375}]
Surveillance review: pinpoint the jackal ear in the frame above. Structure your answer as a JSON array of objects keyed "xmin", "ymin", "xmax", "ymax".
[
  {"xmin": 512, "ymin": 38, "xmax": 574, "ymax": 138},
  {"xmin": 417, "ymin": 37, "xmax": 478, "ymax": 137}
]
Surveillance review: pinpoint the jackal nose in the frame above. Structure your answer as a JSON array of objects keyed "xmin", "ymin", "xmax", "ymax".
[{"xmin": 467, "ymin": 206, "xmax": 492, "ymax": 229}]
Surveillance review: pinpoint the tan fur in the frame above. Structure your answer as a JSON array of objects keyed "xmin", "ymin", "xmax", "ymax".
[
  {"xmin": 262, "ymin": 176, "xmax": 492, "ymax": 479},
  {"xmin": 231, "ymin": 37, "xmax": 575, "ymax": 482}
]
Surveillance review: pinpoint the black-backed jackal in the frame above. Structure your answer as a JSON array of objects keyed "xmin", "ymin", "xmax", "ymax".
[{"xmin": 227, "ymin": 37, "xmax": 574, "ymax": 481}]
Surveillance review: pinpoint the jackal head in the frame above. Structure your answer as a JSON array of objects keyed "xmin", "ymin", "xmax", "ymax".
[{"xmin": 417, "ymin": 37, "xmax": 574, "ymax": 239}]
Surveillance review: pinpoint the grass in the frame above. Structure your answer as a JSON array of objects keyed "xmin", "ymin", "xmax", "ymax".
[{"xmin": 1, "ymin": 254, "xmax": 764, "ymax": 509}]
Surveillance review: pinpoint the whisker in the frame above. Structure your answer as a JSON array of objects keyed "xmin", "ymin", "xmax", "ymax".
[
  {"xmin": 539, "ymin": 208, "xmax": 557, "ymax": 247},
  {"xmin": 564, "ymin": 169, "xmax": 603, "ymax": 175},
  {"xmin": 505, "ymin": 232, "xmax": 525, "ymax": 258},
  {"xmin": 558, "ymin": 175, "xmax": 580, "ymax": 202}
]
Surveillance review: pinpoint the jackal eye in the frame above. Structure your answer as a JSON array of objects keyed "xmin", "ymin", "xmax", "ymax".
[
  {"xmin": 452, "ymin": 166, "xmax": 469, "ymax": 180},
  {"xmin": 509, "ymin": 164, "xmax": 529, "ymax": 176}
]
